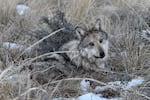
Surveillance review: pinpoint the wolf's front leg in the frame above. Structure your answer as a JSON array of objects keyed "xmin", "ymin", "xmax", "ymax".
[{"xmin": 81, "ymin": 59, "xmax": 97, "ymax": 71}]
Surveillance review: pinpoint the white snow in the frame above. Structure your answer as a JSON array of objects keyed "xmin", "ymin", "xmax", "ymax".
[
  {"xmin": 120, "ymin": 51, "xmax": 127, "ymax": 57},
  {"xmin": 78, "ymin": 93, "xmax": 108, "ymax": 100},
  {"xmin": 127, "ymin": 77, "xmax": 144, "ymax": 88},
  {"xmin": 53, "ymin": 97, "xmax": 75, "ymax": 100},
  {"xmin": 94, "ymin": 86, "xmax": 110, "ymax": 92},
  {"xmin": 107, "ymin": 81, "xmax": 126, "ymax": 89},
  {"xmin": 78, "ymin": 93, "xmax": 123, "ymax": 100},
  {"xmin": 53, "ymin": 77, "xmax": 144, "ymax": 100},
  {"xmin": 53, "ymin": 93, "xmax": 123, "ymax": 100},
  {"xmin": 75, "ymin": 77, "xmax": 143, "ymax": 99},
  {"xmin": 141, "ymin": 29, "xmax": 150, "ymax": 41},
  {"xmin": 94, "ymin": 77, "xmax": 144, "ymax": 91},
  {"xmin": 80, "ymin": 80, "xmax": 91, "ymax": 93},
  {"xmin": 16, "ymin": 4, "xmax": 29, "ymax": 15},
  {"xmin": 2, "ymin": 42, "xmax": 32, "ymax": 52},
  {"xmin": 142, "ymin": 29, "xmax": 150, "ymax": 36},
  {"xmin": 2, "ymin": 42, "xmax": 24, "ymax": 50}
]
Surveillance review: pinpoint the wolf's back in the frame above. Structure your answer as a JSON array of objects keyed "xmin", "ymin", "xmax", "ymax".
[{"xmin": 36, "ymin": 11, "xmax": 78, "ymax": 54}]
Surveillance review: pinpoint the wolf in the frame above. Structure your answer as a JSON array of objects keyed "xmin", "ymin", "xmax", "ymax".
[
  {"xmin": 59, "ymin": 19, "xmax": 109, "ymax": 70},
  {"xmin": 30, "ymin": 12, "xmax": 109, "ymax": 84},
  {"xmin": 34, "ymin": 11, "xmax": 109, "ymax": 70}
]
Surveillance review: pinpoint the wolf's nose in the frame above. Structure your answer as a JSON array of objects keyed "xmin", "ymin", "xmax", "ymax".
[{"xmin": 100, "ymin": 51, "xmax": 105, "ymax": 58}]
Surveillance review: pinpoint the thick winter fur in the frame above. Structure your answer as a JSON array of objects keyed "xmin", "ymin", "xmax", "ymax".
[
  {"xmin": 35, "ymin": 11, "xmax": 78, "ymax": 54},
  {"xmin": 60, "ymin": 19, "xmax": 109, "ymax": 70},
  {"xmin": 37, "ymin": 11, "xmax": 109, "ymax": 70},
  {"xmin": 31, "ymin": 12, "xmax": 109, "ymax": 84}
]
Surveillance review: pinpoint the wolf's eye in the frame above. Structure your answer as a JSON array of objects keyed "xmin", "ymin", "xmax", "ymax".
[
  {"xmin": 89, "ymin": 42, "xmax": 94, "ymax": 46},
  {"xmin": 99, "ymin": 39, "xmax": 103, "ymax": 43}
]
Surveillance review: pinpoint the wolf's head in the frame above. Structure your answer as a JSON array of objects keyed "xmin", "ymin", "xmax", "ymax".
[{"xmin": 76, "ymin": 19, "xmax": 109, "ymax": 63}]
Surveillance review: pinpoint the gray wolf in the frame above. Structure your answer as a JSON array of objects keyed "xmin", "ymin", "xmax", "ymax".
[
  {"xmin": 30, "ymin": 11, "xmax": 109, "ymax": 84},
  {"xmin": 34, "ymin": 11, "xmax": 109, "ymax": 70},
  {"xmin": 59, "ymin": 19, "xmax": 109, "ymax": 70}
]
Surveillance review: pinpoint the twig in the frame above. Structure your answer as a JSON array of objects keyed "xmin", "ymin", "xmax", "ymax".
[
  {"xmin": 50, "ymin": 77, "xmax": 106, "ymax": 85},
  {"xmin": 0, "ymin": 65, "xmax": 13, "ymax": 81},
  {"xmin": 22, "ymin": 50, "xmax": 78, "ymax": 66},
  {"xmin": 49, "ymin": 80, "xmax": 63, "ymax": 99},
  {"xmin": 49, "ymin": 77, "xmax": 117, "ymax": 91},
  {"xmin": 136, "ymin": 92, "xmax": 150, "ymax": 100},
  {"xmin": 13, "ymin": 87, "xmax": 47, "ymax": 100}
]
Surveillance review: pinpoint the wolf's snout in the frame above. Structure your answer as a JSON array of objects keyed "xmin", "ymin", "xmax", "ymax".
[{"xmin": 99, "ymin": 51, "xmax": 105, "ymax": 58}]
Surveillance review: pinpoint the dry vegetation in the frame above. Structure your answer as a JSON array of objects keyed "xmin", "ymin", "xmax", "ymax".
[{"xmin": 0, "ymin": 0, "xmax": 150, "ymax": 100}]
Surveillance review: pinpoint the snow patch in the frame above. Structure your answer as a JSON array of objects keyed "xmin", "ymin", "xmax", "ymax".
[
  {"xmin": 2, "ymin": 42, "xmax": 24, "ymax": 50},
  {"xmin": 80, "ymin": 80, "xmax": 91, "ymax": 93},
  {"xmin": 53, "ymin": 77, "xmax": 144, "ymax": 100},
  {"xmin": 141, "ymin": 29, "xmax": 150, "ymax": 41},
  {"xmin": 95, "ymin": 77, "xmax": 144, "ymax": 91},
  {"xmin": 16, "ymin": 4, "xmax": 29, "ymax": 15},
  {"xmin": 78, "ymin": 93, "xmax": 107, "ymax": 100},
  {"xmin": 142, "ymin": 29, "xmax": 150, "ymax": 37},
  {"xmin": 127, "ymin": 77, "xmax": 144, "ymax": 89},
  {"xmin": 53, "ymin": 93, "xmax": 123, "ymax": 100},
  {"xmin": 2, "ymin": 42, "xmax": 32, "ymax": 52},
  {"xmin": 107, "ymin": 81, "xmax": 126, "ymax": 89},
  {"xmin": 53, "ymin": 97, "xmax": 74, "ymax": 100},
  {"xmin": 120, "ymin": 51, "xmax": 127, "ymax": 57},
  {"xmin": 78, "ymin": 93, "xmax": 123, "ymax": 100},
  {"xmin": 95, "ymin": 86, "xmax": 110, "ymax": 92}
]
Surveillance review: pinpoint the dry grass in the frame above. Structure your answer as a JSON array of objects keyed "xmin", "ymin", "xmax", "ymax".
[
  {"xmin": 0, "ymin": 0, "xmax": 19, "ymax": 25},
  {"xmin": 0, "ymin": 0, "xmax": 150, "ymax": 100},
  {"xmin": 63, "ymin": 0, "xmax": 95, "ymax": 24}
]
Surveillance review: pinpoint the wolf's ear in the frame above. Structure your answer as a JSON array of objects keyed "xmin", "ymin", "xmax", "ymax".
[
  {"xmin": 75, "ymin": 27, "xmax": 85, "ymax": 40},
  {"xmin": 94, "ymin": 19, "xmax": 102, "ymax": 31}
]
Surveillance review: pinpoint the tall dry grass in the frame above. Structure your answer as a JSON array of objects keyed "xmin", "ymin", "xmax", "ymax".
[
  {"xmin": 0, "ymin": 0, "xmax": 19, "ymax": 25},
  {"xmin": 63, "ymin": 0, "xmax": 95, "ymax": 24},
  {"xmin": 0, "ymin": 0, "xmax": 150, "ymax": 100}
]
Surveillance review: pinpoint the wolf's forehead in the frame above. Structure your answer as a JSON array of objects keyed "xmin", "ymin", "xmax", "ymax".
[
  {"xmin": 87, "ymin": 31, "xmax": 105, "ymax": 39},
  {"xmin": 90, "ymin": 30, "xmax": 108, "ymax": 40}
]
